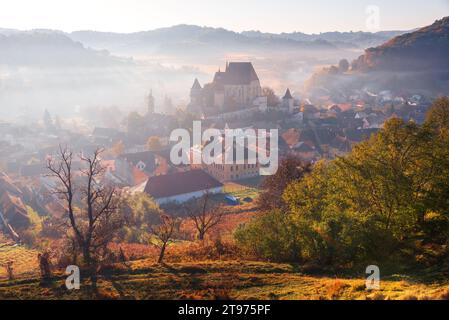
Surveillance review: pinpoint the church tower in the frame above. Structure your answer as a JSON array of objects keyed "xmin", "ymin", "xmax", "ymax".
[
  {"xmin": 283, "ymin": 88, "xmax": 295, "ymax": 114},
  {"xmin": 147, "ymin": 90, "xmax": 155, "ymax": 114},
  {"xmin": 190, "ymin": 78, "xmax": 202, "ymax": 107}
]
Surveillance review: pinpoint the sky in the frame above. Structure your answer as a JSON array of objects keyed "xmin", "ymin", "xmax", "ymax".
[{"xmin": 0, "ymin": 0, "xmax": 448, "ymax": 34}]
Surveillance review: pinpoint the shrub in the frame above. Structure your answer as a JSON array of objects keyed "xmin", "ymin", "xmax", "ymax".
[{"xmin": 235, "ymin": 211, "xmax": 305, "ymax": 262}]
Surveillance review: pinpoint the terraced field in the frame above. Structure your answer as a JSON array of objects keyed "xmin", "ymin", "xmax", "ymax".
[{"xmin": 0, "ymin": 242, "xmax": 39, "ymax": 279}]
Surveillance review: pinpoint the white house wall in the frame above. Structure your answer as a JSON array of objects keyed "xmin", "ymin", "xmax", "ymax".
[{"xmin": 155, "ymin": 187, "xmax": 223, "ymax": 205}]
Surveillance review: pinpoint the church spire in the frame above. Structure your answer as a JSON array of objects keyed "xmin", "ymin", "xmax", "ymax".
[
  {"xmin": 283, "ymin": 88, "xmax": 293, "ymax": 100},
  {"xmin": 147, "ymin": 89, "xmax": 155, "ymax": 114},
  {"xmin": 191, "ymin": 78, "xmax": 202, "ymax": 90}
]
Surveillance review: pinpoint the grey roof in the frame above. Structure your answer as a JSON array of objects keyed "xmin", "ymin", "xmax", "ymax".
[
  {"xmin": 118, "ymin": 151, "xmax": 156, "ymax": 173},
  {"xmin": 191, "ymin": 78, "xmax": 202, "ymax": 90},
  {"xmin": 144, "ymin": 169, "xmax": 223, "ymax": 199},
  {"xmin": 213, "ymin": 62, "xmax": 259, "ymax": 86},
  {"xmin": 283, "ymin": 88, "xmax": 293, "ymax": 100}
]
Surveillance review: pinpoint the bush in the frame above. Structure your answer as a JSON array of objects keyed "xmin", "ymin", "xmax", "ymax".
[{"xmin": 235, "ymin": 211, "xmax": 305, "ymax": 262}]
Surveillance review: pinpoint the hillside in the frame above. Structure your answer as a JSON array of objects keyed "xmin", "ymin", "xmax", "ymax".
[
  {"xmin": 69, "ymin": 25, "xmax": 337, "ymax": 57},
  {"xmin": 1, "ymin": 25, "xmax": 401, "ymax": 59},
  {"xmin": 353, "ymin": 17, "xmax": 449, "ymax": 71},
  {"xmin": 1, "ymin": 259, "xmax": 449, "ymax": 300},
  {"xmin": 306, "ymin": 17, "xmax": 449, "ymax": 96},
  {"xmin": 0, "ymin": 31, "xmax": 130, "ymax": 66},
  {"xmin": 242, "ymin": 30, "xmax": 406, "ymax": 49}
]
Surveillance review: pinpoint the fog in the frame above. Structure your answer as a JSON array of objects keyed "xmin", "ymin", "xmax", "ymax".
[
  {"xmin": 0, "ymin": 63, "xmax": 202, "ymax": 120},
  {"xmin": 0, "ymin": 26, "xmax": 372, "ymax": 126}
]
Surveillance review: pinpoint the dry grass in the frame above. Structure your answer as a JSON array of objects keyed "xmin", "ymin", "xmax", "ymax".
[
  {"xmin": 0, "ymin": 242, "xmax": 39, "ymax": 279},
  {"xmin": 1, "ymin": 259, "xmax": 449, "ymax": 300}
]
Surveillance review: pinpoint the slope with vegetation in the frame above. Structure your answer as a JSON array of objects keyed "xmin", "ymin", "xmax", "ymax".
[
  {"xmin": 1, "ymin": 260, "xmax": 449, "ymax": 300},
  {"xmin": 307, "ymin": 16, "xmax": 449, "ymax": 95},
  {"xmin": 237, "ymin": 97, "xmax": 449, "ymax": 274},
  {"xmin": 2, "ymin": 99, "xmax": 449, "ymax": 300}
]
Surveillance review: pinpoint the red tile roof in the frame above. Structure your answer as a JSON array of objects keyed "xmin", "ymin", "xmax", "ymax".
[
  {"xmin": 133, "ymin": 166, "xmax": 149, "ymax": 186},
  {"xmin": 282, "ymin": 129, "xmax": 300, "ymax": 147},
  {"xmin": 144, "ymin": 170, "xmax": 223, "ymax": 199}
]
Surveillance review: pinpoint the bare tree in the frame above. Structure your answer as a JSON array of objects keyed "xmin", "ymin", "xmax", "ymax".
[
  {"xmin": 149, "ymin": 214, "xmax": 179, "ymax": 264},
  {"xmin": 46, "ymin": 146, "xmax": 123, "ymax": 288},
  {"xmin": 38, "ymin": 251, "xmax": 52, "ymax": 281},
  {"xmin": 262, "ymin": 87, "xmax": 281, "ymax": 107},
  {"xmin": 4, "ymin": 261, "xmax": 14, "ymax": 281},
  {"xmin": 186, "ymin": 193, "xmax": 224, "ymax": 241}
]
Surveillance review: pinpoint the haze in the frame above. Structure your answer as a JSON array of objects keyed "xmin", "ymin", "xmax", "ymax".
[{"xmin": 0, "ymin": 0, "xmax": 448, "ymax": 33}]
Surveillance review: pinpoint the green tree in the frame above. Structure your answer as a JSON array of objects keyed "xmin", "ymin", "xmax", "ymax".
[
  {"xmin": 235, "ymin": 210, "xmax": 305, "ymax": 262},
  {"xmin": 239, "ymin": 100, "xmax": 449, "ymax": 267},
  {"xmin": 258, "ymin": 156, "xmax": 310, "ymax": 212},
  {"xmin": 119, "ymin": 193, "xmax": 162, "ymax": 243},
  {"xmin": 425, "ymin": 96, "xmax": 449, "ymax": 133}
]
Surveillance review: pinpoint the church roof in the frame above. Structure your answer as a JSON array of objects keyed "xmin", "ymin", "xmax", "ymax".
[
  {"xmin": 213, "ymin": 62, "xmax": 259, "ymax": 86},
  {"xmin": 191, "ymin": 78, "xmax": 202, "ymax": 90},
  {"xmin": 283, "ymin": 88, "xmax": 293, "ymax": 100}
]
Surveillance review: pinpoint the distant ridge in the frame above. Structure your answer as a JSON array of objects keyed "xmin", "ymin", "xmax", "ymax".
[
  {"xmin": 0, "ymin": 25, "xmax": 410, "ymax": 60},
  {"xmin": 0, "ymin": 30, "xmax": 129, "ymax": 66},
  {"xmin": 352, "ymin": 16, "xmax": 449, "ymax": 71},
  {"xmin": 306, "ymin": 17, "xmax": 449, "ymax": 95}
]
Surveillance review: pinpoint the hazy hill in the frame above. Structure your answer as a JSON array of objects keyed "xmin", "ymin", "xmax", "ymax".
[
  {"xmin": 353, "ymin": 17, "xmax": 449, "ymax": 71},
  {"xmin": 306, "ymin": 17, "xmax": 449, "ymax": 96},
  {"xmin": 69, "ymin": 25, "xmax": 410, "ymax": 56},
  {"xmin": 242, "ymin": 30, "xmax": 407, "ymax": 49},
  {"xmin": 0, "ymin": 31, "xmax": 129, "ymax": 66},
  {"xmin": 69, "ymin": 24, "xmax": 338, "ymax": 57}
]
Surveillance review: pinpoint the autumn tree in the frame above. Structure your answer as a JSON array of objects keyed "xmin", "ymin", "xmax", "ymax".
[
  {"xmin": 38, "ymin": 251, "xmax": 52, "ymax": 281},
  {"xmin": 147, "ymin": 136, "xmax": 162, "ymax": 151},
  {"xmin": 258, "ymin": 156, "xmax": 311, "ymax": 211},
  {"xmin": 119, "ymin": 193, "xmax": 162, "ymax": 243},
  {"xmin": 149, "ymin": 214, "xmax": 179, "ymax": 263},
  {"xmin": 425, "ymin": 96, "xmax": 449, "ymax": 133},
  {"xmin": 185, "ymin": 193, "xmax": 224, "ymax": 241},
  {"xmin": 239, "ymin": 101, "xmax": 449, "ymax": 266},
  {"xmin": 46, "ymin": 147, "xmax": 123, "ymax": 288},
  {"xmin": 284, "ymin": 117, "xmax": 449, "ymax": 263}
]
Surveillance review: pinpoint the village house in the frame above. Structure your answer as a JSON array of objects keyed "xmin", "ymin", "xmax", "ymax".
[
  {"xmin": 113, "ymin": 151, "xmax": 159, "ymax": 186},
  {"xmin": 187, "ymin": 126, "xmax": 272, "ymax": 182},
  {"xmin": 143, "ymin": 169, "xmax": 223, "ymax": 205},
  {"xmin": 190, "ymin": 143, "xmax": 261, "ymax": 182}
]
